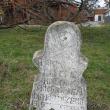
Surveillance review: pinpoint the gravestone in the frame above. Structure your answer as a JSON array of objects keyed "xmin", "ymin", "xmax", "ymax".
[{"xmin": 29, "ymin": 21, "xmax": 88, "ymax": 110}]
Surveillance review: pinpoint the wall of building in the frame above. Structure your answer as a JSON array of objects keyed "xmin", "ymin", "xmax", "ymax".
[
  {"xmin": 94, "ymin": 14, "xmax": 104, "ymax": 22},
  {"xmin": 104, "ymin": 16, "xmax": 110, "ymax": 23},
  {"xmin": 104, "ymin": 10, "xmax": 110, "ymax": 23}
]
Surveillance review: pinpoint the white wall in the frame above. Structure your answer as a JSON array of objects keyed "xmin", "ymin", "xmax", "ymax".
[{"xmin": 94, "ymin": 14, "xmax": 104, "ymax": 22}]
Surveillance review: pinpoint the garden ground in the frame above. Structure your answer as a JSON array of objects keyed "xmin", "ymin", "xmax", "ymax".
[{"xmin": 0, "ymin": 25, "xmax": 110, "ymax": 110}]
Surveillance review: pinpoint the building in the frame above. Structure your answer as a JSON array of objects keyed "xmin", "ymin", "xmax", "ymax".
[
  {"xmin": 104, "ymin": 9, "xmax": 110, "ymax": 23},
  {"xmin": 94, "ymin": 8, "xmax": 107, "ymax": 23}
]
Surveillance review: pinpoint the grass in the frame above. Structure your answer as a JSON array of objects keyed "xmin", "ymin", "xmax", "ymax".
[
  {"xmin": 81, "ymin": 26, "xmax": 110, "ymax": 109},
  {"xmin": 0, "ymin": 25, "xmax": 110, "ymax": 110},
  {"xmin": 0, "ymin": 27, "xmax": 46, "ymax": 110}
]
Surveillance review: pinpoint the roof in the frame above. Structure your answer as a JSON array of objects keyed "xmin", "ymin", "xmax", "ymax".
[
  {"xmin": 95, "ymin": 8, "xmax": 107, "ymax": 15},
  {"xmin": 104, "ymin": 9, "xmax": 110, "ymax": 14}
]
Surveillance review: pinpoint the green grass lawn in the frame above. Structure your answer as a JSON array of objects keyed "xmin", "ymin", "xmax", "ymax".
[{"xmin": 0, "ymin": 25, "xmax": 110, "ymax": 110}]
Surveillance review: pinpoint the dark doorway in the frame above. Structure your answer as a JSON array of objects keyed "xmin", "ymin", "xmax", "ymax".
[{"xmin": 98, "ymin": 16, "xmax": 101, "ymax": 21}]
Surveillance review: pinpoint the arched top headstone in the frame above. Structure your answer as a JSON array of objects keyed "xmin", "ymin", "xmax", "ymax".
[
  {"xmin": 44, "ymin": 21, "xmax": 81, "ymax": 57},
  {"xmin": 30, "ymin": 21, "xmax": 88, "ymax": 110},
  {"xmin": 33, "ymin": 21, "xmax": 88, "ymax": 79}
]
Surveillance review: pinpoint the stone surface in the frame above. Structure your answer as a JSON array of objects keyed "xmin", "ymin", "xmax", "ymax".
[{"xmin": 29, "ymin": 21, "xmax": 88, "ymax": 110}]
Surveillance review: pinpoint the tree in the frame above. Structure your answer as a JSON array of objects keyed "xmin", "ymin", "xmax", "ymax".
[
  {"xmin": 80, "ymin": 0, "xmax": 98, "ymax": 11},
  {"xmin": 42, "ymin": 0, "xmax": 98, "ymax": 22},
  {"xmin": 104, "ymin": 0, "xmax": 110, "ymax": 8},
  {"xmin": 0, "ymin": 0, "xmax": 98, "ymax": 28}
]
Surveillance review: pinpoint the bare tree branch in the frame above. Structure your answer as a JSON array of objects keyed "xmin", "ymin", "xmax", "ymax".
[{"xmin": 0, "ymin": 0, "xmax": 98, "ymax": 28}]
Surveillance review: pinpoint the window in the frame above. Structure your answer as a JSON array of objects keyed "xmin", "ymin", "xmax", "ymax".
[{"xmin": 98, "ymin": 16, "xmax": 101, "ymax": 21}]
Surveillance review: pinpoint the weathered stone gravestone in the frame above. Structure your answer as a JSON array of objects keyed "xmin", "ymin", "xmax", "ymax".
[{"xmin": 29, "ymin": 21, "xmax": 88, "ymax": 110}]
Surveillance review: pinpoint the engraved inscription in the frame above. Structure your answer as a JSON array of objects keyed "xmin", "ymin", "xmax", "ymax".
[{"xmin": 29, "ymin": 21, "xmax": 88, "ymax": 110}]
